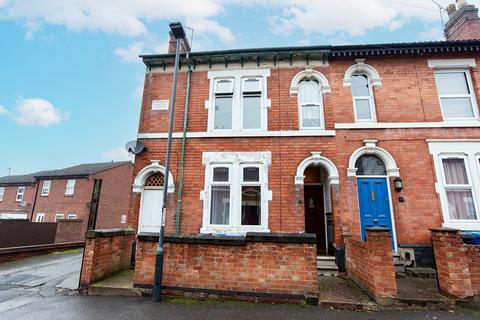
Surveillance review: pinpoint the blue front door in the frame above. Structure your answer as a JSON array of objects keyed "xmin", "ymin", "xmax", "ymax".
[{"xmin": 357, "ymin": 177, "xmax": 394, "ymax": 249}]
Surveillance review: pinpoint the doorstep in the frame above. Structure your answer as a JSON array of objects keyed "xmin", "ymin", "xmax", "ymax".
[{"xmin": 85, "ymin": 269, "xmax": 141, "ymax": 297}]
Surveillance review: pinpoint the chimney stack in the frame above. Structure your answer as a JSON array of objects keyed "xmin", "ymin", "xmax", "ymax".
[
  {"xmin": 167, "ymin": 27, "xmax": 191, "ymax": 54},
  {"xmin": 445, "ymin": 0, "xmax": 480, "ymax": 40}
]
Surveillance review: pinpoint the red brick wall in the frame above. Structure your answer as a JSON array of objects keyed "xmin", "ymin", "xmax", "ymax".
[
  {"xmin": 80, "ymin": 229, "xmax": 135, "ymax": 286},
  {"xmin": 467, "ymin": 245, "xmax": 480, "ymax": 296},
  {"xmin": 431, "ymin": 229, "xmax": 478, "ymax": 299},
  {"xmin": 55, "ymin": 219, "xmax": 84, "ymax": 243},
  {"xmin": 134, "ymin": 239, "xmax": 318, "ymax": 299},
  {"xmin": 0, "ymin": 184, "xmax": 36, "ymax": 217},
  {"xmin": 129, "ymin": 53, "xmax": 480, "ymax": 248},
  {"xmin": 93, "ymin": 163, "xmax": 133, "ymax": 229},
  {"xmin": 345, "ymin": 229, "xmax": 397, "ymax": 299}
]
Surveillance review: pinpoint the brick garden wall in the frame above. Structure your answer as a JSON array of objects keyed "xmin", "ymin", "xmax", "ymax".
[
  {"xmin": 431, "ymin": 228, "xmax": 480, "ymax": 299},
  {"xmin": 345, "ymin": 228, "xmax": 397, "ymax": 300},
  {"xmin": 55, "ymin": 219, "xmax": 84, "ymax": 243},
  {"xmin": 134, "ymin": 234, "xmax": 319, "ymax": 302},
  {"xmin": 80, "ymin": 229, "xmax": 135, "ymax": 286}
]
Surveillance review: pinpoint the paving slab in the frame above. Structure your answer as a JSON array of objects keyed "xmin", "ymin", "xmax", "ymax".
[{"xmin": 318, "ymin": 276, "xmax": 377, "ymax": 311}]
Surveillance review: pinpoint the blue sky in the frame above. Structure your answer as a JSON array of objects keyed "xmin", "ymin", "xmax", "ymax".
[{"xmin": 0, "ymin": 0, "xmax": 476, "ymax": 175}]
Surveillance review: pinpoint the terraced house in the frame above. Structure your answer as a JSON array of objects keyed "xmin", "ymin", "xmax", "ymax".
[{"xmin": 82, "ymin": 0, "xmax": 480, "ymax": 304}]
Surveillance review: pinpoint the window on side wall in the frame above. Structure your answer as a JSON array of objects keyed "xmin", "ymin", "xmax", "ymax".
[
  {"xmin": 36, "ymin": 213, "xmax": 45, "ymax": 223},
  {"xmin": 351, "ymin": 74, "xmax": 376, "ymax": 122},
  {"xmin": 67, "ymin": 213, "xmax": 77, "ymax": 220},
  {"xmin": 298, "ymin": 79, "xmax": 323, "ymax": 129},
  {"xmin": 55, "ymin": 213, "xmax": 64, "ymax": 222},
  {"xmin": 16, "ymin": 186, "xmax": 25, "ymax": 202},
  {"xmin": 242, "ymin": 78, "xmax": 262, "ymax": 130},
  {"xmin": 65, "ymin": 179, "xmax": 76, "ymax": 196},
  {"xmin": 0, "ymin": 187, "xmax": 4, "ymax": 201},
  {"xmin": 434, "ymin": 70, "xmax": 479, "ymax": 120},
  {"xmin": 41, "ymin": 180, "xmax": 51, "ymax": 196},
  {"xmin": 441, "ymin": 157, "xmax": 477, "ymax": 221},
  {"xmin": 213, "ymin": 79, "xmax": 234, "ymax": 130}
]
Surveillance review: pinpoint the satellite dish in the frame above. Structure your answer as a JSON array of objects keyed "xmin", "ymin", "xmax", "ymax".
[
  {"xmin": 125, "ymin": 140, "xmax": 147, "ymax": 155},
  {"xmin": 19, "ymin": 201, "xmax": 27, "ymax": 207}
]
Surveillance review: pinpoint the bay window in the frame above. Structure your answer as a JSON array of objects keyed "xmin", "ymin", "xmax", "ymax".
[{"xmin": 201, "ymin": 152, "xmax": 271, "ymax": 234}]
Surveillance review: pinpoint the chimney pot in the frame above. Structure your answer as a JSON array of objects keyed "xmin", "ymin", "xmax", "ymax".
[
  {"xmin": 447, "ymin": 3, "xmax": 457, "ymax": 17},
  {"xmin": 456, "ymin": 0, "xmax": 467, "ymax": 8}
]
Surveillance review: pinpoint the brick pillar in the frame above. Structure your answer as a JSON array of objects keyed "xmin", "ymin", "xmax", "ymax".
[
  {"xmin": 466, "ymin": 245, "xmax": 480, "ymax": 296},
  {"xmin": 80, "ymin": 237, "xmax": 96, "ymax": 286},
  {"xmin": 431, "ymin": 228, "xmax": 474, "ymax": 299},
  {"xmin": 366, "ymin": 227, "xmax": 397, "ymax": 298}
]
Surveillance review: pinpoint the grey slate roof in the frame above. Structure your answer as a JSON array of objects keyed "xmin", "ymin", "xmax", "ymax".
[{"xmin": 0, "ymin": 161, "xmax": 131, "ymax": 185}]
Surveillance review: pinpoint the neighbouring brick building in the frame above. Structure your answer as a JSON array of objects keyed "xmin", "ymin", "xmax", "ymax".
[
  {"xmin": 81, "ymin": 0, "xmax": 480, "ymax": 303},
  {"xmin": 0, "ymin": 161, "xmax": 133, "ymax": 238}
]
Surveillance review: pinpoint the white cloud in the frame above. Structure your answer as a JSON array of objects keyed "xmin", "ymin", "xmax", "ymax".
[
  {"xmin": 243, "ymin": 0, "xmax": 480, "ymax": 37},
  {"xmin": 101, "ymin": 147, "xmax": 134, "ymax": 162},
  {"xmin": 14, "ymin": 98, "xmax": 66, "ymax": 126},
  {"xmin": 419, "ymin": 26, "xmax": 445, "ymax": 41},
  {"xmin": 115, "ymin": 41, "xmax": 144, "ymax": 62},
  {"xmin": 1, "ymin": 0, "xmax": 234, "ymax": 43},
  {"xmin": 0, "ymin": 105, "xmax": 7, "ymax": 115}
]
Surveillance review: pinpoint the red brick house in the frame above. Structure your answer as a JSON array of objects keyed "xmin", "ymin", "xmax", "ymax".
[
  {"xmin": 121, "ymin": 0, "xmax": 480, "ymax": 302},
  {"xmin": 0, "ymin": 161, "xmax": 133, "ymax": 237}
]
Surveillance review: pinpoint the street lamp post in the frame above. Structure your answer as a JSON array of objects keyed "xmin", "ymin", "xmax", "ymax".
[{"xmin": 153, "ymin": 22, "xmax": 186, "ymax": 302}]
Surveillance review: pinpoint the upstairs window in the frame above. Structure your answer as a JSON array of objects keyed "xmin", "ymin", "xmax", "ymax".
[
  {"xmin": 434, "ymin": 70, "xmax": 478, "ymax": 120},
  {"xmin": 55, "ymin": 213, "xmax": 64, "ymax": 222},
  {"xmin": 0, "ymin": 187, "xmax": 4, "ymax": 201},
  {"xmin": 242, "ymin": 78, "xmax": 262, "ymax": 130},
  {"xmin": 41, "ymin": 180, "xmax": 51, "ymax": 196},
  {"xmin": 65, "ymin": 179, "xmax": 76, "ymax": 196},
  {"xmin": 16, "ymin": 186, "xmax": 25, "ymax": 202},
  {"xmin": 36, "ymin": 213, "xmax": 45, "ymax": 223},
  {"xmin": 298, "ymin": 79, "xmax": 323, "ymax": 129},
  {"xmin": 68, "ymin": 213, "xmax": 77, "ymax": 220},
  {"xmin": 351, "ymin": 74, "xmax": 376, "ymax": 122},
  {"xmin": 213, "ymin": 79, "xmax": 234, "ymax": 130},
  {"xmin": 208, "ymin": 69, "xmax": 270, "ymax": 133}
]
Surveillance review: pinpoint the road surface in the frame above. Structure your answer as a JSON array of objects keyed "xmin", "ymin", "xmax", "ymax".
[{"xmin": 0, "ymin": 250, "xmax": 478, "ymax": 320}]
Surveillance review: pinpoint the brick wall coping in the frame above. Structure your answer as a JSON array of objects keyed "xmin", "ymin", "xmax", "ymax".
[
  {"xmin": 365, "ymin": 227, "xmax": 391, "ymax": 232},
  {"xmin": 85, "ymin": 228, "xmax": 135, "ymax": 239},
  {"xmin": 430, "ymin": 227, "xmax": 460, "ymax": 233},
  {"xmin": 137, "ymin": 232, "xmax": 316, "ymax": 245},
  {"xmin": 0, "ymin": 241, "xmax": 84, "ymax": 254}
]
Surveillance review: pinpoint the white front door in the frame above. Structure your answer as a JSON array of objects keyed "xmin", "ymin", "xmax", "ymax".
[{"xmin": 139, "ymin": 189, "xmax": 163, "ymax": 233}]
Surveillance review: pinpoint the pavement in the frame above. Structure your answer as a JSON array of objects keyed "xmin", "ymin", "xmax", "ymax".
[{"xmin": 0, "ymin": 250, "xmax": 479, "ymax": 320}]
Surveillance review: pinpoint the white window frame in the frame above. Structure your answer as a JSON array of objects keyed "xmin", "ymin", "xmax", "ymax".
[
  {"xmin": 41, "ymin": 180, "xmax": 51, "ymax": 196},
  {"xmin": 65, "ymin": 179, "xmax": 76, "ymax": 196},
  {"xmin": 0, "ymin": 187, "xmax": 4, "ymax": 201},
  {"xmin": 206, "ymin": 69, "xmax": 271, "ymax": 133},
  {"xmin": 428, "ymin": 140, "xmax": 480, "ymax": 230},
  {"xmin": 16, "ymin": 186, "xmax": 25, "ymax": 202},
  {"xmin": 200, "ymin": 152, "xmax": 272, "ymax": 234},
  {"xmin": 351, "ymin": 74, "xmax": 377, "ymax": 123},
  {"xmin": 241, "ymin": 77, "xmax": 263, "ymax": 131},
  {"xmin": 67, "ymin": 213, "xmax": 77, "ymax": 220},
  {"xmin": 36, "ymin": 213, "xmax": 45, "ymax": 223},
  {"xmin": 298, "ymin": 79, "xmax": 325, "ymax": 130},
  {"xmin": 207, "ymin": 165, "xmax": 233, "ymax": 228},
  {"xmin": 433, "ymin": 69, "xmax": 479, "ymax": 121},
  {"xmin": 55, "ymin": 213, "xmax": 64, "ymax": 222}
]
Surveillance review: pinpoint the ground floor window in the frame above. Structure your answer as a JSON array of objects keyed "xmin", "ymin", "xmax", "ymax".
[
  {"xmin": 201, "ymin": 152, "xmax": 271, "ymax": 234},
  {"xmin": 67, "ymin": 213, "xmax": 77, "ymax": 220},
  {"xmin": 429, "ymin": 141, "xmax": 480, "ymax": 230},
  {"xmin": 55, "ymin": 213, "xmax": 64, "ymax": 222},
  {"xmin": 36, "ymin": 213, "xmax": 45, "ymax": 222}
]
